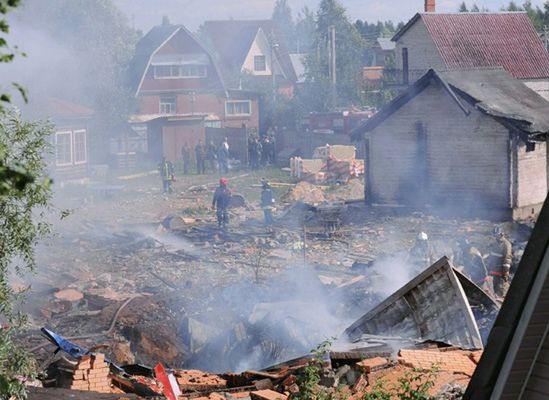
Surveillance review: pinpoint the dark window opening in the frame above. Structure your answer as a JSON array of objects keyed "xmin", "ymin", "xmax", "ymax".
[
  {"xmin": 402, "ymin": 48, "xmax": 409, "ymax": 85},
  {"xmin": 526, "ymin": 142, "xmax": 536, "ymax": 152}
]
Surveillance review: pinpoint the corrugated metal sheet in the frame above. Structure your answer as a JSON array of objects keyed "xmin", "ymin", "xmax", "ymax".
[
  {"xmin": 421, "ymin": 13, "xmax": 549, "ymax": 79},
  {"xmin": 344, "ymin": 257, "xmax": 498, "ymax": 350}
]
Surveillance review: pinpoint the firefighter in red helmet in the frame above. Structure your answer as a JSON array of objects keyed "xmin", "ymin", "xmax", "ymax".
[{"xmin": 212, "ymin": 177, "xmax": 232, "ymax": 228}]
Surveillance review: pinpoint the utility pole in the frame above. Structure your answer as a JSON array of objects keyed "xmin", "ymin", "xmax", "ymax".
[
  {"xmin": 271, "ymin": 41, "xmax": 279, "ymax": 114},
  {"xmin": 189, "ymin": 91, "xmax": 196, "ymax": 115},
  {"xmin": 328, "ymin": 25, "xmax": 337, "ymax": 109}
]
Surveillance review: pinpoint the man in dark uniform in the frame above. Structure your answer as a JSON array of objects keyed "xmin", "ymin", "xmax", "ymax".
[
  {"xmin": 181, "ymin": 143, "xmax": 191, "ymax": 175},
  {"xmin": 206, "ymin": 140, "xmax": 218, "ymax": 173},
  {"xmin": 260, "ymin": 178, "xmax": 275, "ymax": 225},
  {"xmin": 212, "ymin": 177, "xmax": 231, "ymax": 229},
  {"xmin": 453, "ymin": 238, "xmax": 489, "ymax": 287},
  {"xmin": 195, "ymin": 140, "xmax": 206, "ymax": 174},
  {"xmin": 159, "ymin": 157, "xmax": 174, "ymax": 193},
  {"xmin": 487, "ymin": 226, "xmax": 513, "ymax": 298}
]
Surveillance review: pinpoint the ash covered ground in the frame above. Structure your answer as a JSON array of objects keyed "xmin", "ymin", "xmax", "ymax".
[{"xmin": 17, "ymin": 169, "xmax": 532, "ymax": 372}]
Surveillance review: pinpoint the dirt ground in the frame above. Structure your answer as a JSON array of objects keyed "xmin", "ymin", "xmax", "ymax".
[{"xmin": 16, "ymin": 167, "xmax": 533, "ymax": 373}]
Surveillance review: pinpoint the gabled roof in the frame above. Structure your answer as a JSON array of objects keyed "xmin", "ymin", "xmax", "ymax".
[
  {"xmin": 464, "ymin": 196, "xmax": 549, "ymax": 399},
  {"xmin": 393, "ymin": 12, "xmax": 549, "ymax": 79},
  {"xmin": 129, "ymin": 24, "xmax": 227, "ymax": 96},
  {"xmin": 350, "ymin": 68, "xmax": 549, "ymax": 141},
  {"xmin": 46, "ymin": 97, "xmax": 94, "ymax": 119},
  {"xmin": 201, "ymin": 20, "xmax": 297, "ymax": 85},
  {"xmin": 129, "ymin": 24, "xmax": 181, "ymax": 95},
  {"xmin": 290, "ymin": 53, "xmax": 307, "ymax": 83},
  {"xmin": 376, "ymin": 37, "xmax": 395, "ymax": 51}
]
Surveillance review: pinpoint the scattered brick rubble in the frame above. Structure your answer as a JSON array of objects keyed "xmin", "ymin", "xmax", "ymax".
[{"xmin": 38, "ymin": 340, "xmax": 481, "ymax": 399}]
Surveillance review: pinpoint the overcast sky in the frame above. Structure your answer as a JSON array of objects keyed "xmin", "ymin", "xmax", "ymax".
[{"xmin": 114, "ymin": 0, "xmax": 548, "ymax": 32}]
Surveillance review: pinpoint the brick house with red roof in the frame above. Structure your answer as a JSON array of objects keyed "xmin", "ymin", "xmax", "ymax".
[
  {"xmin": 128, "ymin": 22, "xmax": 259, "ymax": 163},
  {"xmin": 392, "ymin": 10, "xmax": 549, "ymax": 100}
]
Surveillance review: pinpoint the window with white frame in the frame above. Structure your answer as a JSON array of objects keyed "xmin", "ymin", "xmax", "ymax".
[
  {"xmin": 154, "ymin": 65, "xmax": 207, "ymax": 79},
  {"xmin": 160, "ymin": 96, "xmax": 177, "ymax": 114},
  {"xmin": 225, "ymin": 100, "xmax": 251, "ymax": 116},
  {"xmin": 55, "ymin": 131, "xmax": 72, "ymax": 166},
  {"xmin": 73, "ymin": 129, "xmax": 87, "ymax": 164},
  {"xmin": 254, "ymin": 55, "xmax": 266, "ymax": 71}
]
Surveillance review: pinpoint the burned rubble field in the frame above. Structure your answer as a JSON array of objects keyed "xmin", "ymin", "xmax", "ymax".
[{"xmin": 20, "ymin": 173, "xmax": 531, "ymax": 373}]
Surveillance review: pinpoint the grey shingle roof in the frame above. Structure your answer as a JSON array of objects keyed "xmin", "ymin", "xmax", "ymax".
[{"xmin": 351, "ymin": 68, "xmax": 549, "ymax": 141}]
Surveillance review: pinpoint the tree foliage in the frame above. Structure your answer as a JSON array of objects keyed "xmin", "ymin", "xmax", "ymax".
[
  {"xmin": 302, "ymin": 0, "xmax": 366, "ymax": 111},
  {"xmin": 0, "ymin": 111, "xmax": 53, "ymax": 399},
  {"xmin": 272, "ymin": 0, "xmax": 294, "ymax": 52},
  {"xmin": 295, "ymin": 6, "xmax": 316, "ymax": 54},
  {"xmin": 0, "ymin": 0, "xmax": 24, "ymax": 111},
  {"xmin": 0, "ymin": 2, "xmax": 55, "ymax": 398},
  {"xmin": 459, "ymin": 1, "xmax": 549, "ymax": 30}
]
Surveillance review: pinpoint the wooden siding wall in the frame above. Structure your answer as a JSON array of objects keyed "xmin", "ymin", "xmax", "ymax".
[
  {"xmin": 501, "ymin": 278, "xmax": 549, "ymax": 399},
  {"xmin": 160, "ymin": 121, "xmax": 206, "ymax": 163},
  {"xmin": 395, "ymin": 19, "xmax": 445, "ymax": 83},
  {"xmin": 517, "ymin": 141, "xmax": 547, "ymax": 208},
  {"xmin": 367, "ymin": 81, "xmax": 510, "ymax": 209},
  {"xmin": 523, "ymin": 322, "xmax": 549, "ymax": 399}
]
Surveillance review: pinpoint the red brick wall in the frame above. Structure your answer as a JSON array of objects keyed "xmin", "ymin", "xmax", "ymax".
[
  {"xmin": 139, "ymin": 93, "xmax": 259, "ymax": 131},
  {"xmin": 141, "ymin": 95, "xmax": 160, "ymax": 114}
]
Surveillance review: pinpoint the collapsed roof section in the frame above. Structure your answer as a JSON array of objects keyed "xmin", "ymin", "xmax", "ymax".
[{"xmin": 344, "ymin": 257, "xmax": 499, "ymax": 350}]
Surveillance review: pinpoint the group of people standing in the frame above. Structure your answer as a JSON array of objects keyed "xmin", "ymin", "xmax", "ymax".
[
  {"xmin": 181, "ymin": 137, "xmax": 230, "ymax": 176},
  {"xmin": 248, "ymin": 134, "xmax": 276, "ymax": 170}
]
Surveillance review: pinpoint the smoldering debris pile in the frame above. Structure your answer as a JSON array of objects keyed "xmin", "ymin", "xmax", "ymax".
[
  {"xmin": 30, "ymin": 249, "xmax": 502, "ymax": 399},
  {"xmin": 19, "ymin": 170, "xmax": 533, "ymax": 400},
  {"xmin": 280, "ymin": 181, "xmax": 326, "ymax": 204}
]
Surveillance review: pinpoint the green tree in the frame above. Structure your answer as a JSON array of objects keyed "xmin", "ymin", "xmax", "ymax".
[
  {"xmin": 458, "ymin": 2, "xmax": 469, "ymax": 12},
  {"xmin": 0, "ymin": 3, "xmax": 55, "ymax": 397},
  {"xmin": 295, "ymin": 6, "xmax": 316, "ymax": 53},
  {"xmin": 302, "ymin": 0, "xmax": 366, "ymax": 111},
  {"xmin": 14, "ymin": 0, "xmax": 138, "ymax": 162},
  {"xmin": 0, "ymin": 0, "xmax": 25, "ymax": 111},
  {"xmin": 0, "ymin": 111, "xmax": 53, "ymax": 398},
  {"xmin": 272, "ymin": 0, "xmax": 295, "ymax": 52},
  {"xmin": 506, "ymin": 1, "xmax": 521, "ymax": 11}
]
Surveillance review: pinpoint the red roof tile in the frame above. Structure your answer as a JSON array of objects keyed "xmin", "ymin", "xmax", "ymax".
[
  {"xmin": 46, "ymin": 97, "xmax": 94, "ymax": 118},
  {"xmin": 420, "ymin": 12, "xmax": 549, "ymax": 79}
]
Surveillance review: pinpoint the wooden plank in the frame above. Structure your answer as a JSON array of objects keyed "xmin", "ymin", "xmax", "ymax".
[
  {"xmin": 525, "ymin": 376, "xmax": 549, "ymax": 395},
  {"xmin": 531, "ymin": 360, "xmax": 549, "ymax": 380}
]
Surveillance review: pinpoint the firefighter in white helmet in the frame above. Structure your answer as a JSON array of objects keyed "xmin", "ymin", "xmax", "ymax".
[{"xmin": 409, "ymin": 231, "xmax": 435, "ymax": 267}]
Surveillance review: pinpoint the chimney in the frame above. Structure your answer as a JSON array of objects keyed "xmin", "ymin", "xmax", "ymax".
[{"xmin": 424, "ymin": 0, "xmax": 435, "ymax": 12}]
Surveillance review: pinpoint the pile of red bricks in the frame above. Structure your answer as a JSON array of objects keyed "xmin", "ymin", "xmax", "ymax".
[
  {"xmin": 65, "ymin": 353, "xmax": 111, "ymax": 393},
  {"xmin": 176, "ymin": 369, "xmax": 228, "ymax": 392},
  {"xmin": 356, "ymin": 357, "xmax": 390, "ymax": 373},
  {"xmin": 398, "ymin": 348, "xmax": 480, "ymax": 376}
]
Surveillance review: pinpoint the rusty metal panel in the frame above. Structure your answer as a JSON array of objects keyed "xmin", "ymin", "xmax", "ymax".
[{"xmin": 344, "ymin": 257, "xmax": 486, "ymax": 350}]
